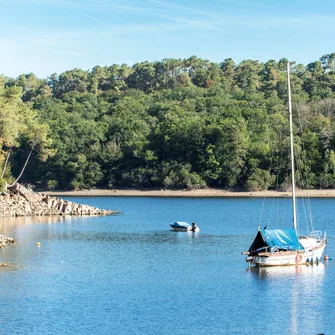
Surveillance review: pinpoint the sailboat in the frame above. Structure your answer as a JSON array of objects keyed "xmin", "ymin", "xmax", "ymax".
[{"xmin": 243, "ymin": 63, "xmax": 327, "ymax": 267}]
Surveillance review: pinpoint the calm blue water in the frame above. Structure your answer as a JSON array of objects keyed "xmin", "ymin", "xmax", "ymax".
[{"xmin": 0, "ymin": 197, "xmax": 335, "ymax": 335}]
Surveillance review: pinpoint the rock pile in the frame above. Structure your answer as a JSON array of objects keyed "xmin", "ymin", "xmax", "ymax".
[
  {"xmin": 0, "ymin": 184, "xmax": 118, "ymax": 217},
  {"xmin": 0, "ymin": 234, "xmax": 15, "ymax": 248}
]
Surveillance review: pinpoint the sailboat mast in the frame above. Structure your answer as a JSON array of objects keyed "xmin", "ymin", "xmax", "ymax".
[{"xmin": 287, "ymin": 62, "xmax": 297, "ymax": 230}]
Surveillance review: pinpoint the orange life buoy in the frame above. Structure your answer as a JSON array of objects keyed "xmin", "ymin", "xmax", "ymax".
[{"xmin": 295, "ymin": 253, "xmax": 303, "ymax": 263}]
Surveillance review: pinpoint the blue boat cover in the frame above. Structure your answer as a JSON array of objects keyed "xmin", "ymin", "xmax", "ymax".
[
  {"xmin": 261, "ymin": 228, "xmax": 303, "ymax": 251},
  {"xmin": 171, "ymin": 221, "xmax": 190, "ymax": 228}
]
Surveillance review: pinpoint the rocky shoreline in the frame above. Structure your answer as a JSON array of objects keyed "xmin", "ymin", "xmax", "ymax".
[
  {"xmin": 0, "ymin": 234, "xmax": 15, "ymax": 248},
  {"xmin": 0, "ymin": 234, "xmax": 15, "ymax": 267},
  {"xmin": 0, "ymin": 184, "xmax": 119, "ymax": 217},
  {"xmin": 0, "ymin": 184, "xmax": 119, "ymax": 267}
]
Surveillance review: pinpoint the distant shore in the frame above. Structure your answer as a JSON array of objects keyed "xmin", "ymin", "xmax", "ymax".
[{"xmin": 43, "ymin": 188, "xmax": 335, "ymax": 198}]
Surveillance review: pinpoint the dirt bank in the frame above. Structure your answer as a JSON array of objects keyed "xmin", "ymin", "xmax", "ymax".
[{"xmin": 43, "ymin": 188, "xmax": 335, "ymax": 198}]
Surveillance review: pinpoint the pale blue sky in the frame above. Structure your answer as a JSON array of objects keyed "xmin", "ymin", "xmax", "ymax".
[{"xmin": 1, "ymin": 0, "xmax": 335, "ymax": 78}]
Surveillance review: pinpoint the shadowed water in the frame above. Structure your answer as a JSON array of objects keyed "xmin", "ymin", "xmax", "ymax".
[{"xmin": 0, "ymin": 197, "xmax": 334, "ymax": 334}]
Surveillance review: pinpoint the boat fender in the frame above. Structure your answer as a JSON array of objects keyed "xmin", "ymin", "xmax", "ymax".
[
  {"xmin": 295, "ymin": 253, "xmax": 303, "ymax": 264},
  {"xmin": 311, "ymin": 257, "xmax": 314, "ymax": 265},
  {"xmin": 315, "ymin": 257, "xmax": 319, "ymax": 265}
]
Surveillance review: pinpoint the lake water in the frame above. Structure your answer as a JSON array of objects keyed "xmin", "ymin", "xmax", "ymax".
[{"xmin": 0, "ymin": 197, "xmax": 334, "ymax": 335}]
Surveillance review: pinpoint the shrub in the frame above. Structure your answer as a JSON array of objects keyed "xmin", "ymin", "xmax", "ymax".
[
  {"xmin": 163, "ymin": 162, "xmax": 206, "ymax": 189},
  {"xmin": 246, "ymin": 168, "xmax": 275, "ymax": 191},
  {"xmin": 0, "ymin": 178, "xmax": 6, "ymax": 192},
  {"xmin": 47, "ymin": 180, "xmax": 58, "ymax": 190}
]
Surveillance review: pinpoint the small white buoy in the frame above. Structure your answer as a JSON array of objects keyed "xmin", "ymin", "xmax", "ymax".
[{"xmin": 36, "ymin": 242, "xmax": 41, "ymax": 247}]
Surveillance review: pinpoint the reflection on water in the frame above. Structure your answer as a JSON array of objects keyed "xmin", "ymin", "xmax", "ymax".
[
  {"xmin": 170, "ymin": 230, "xmax": 200, "ymax": 241},
  {"xmin": 247, "ymin": 263, "xmax": 326, "ymax": 279},
  {"xmin": 247, "ymin": 264, "xmax": 326, "ymax": 335},
  {"xmin": 0, "ymin": 216, "xmax": 62, "ymax": 234},
  {"xmin": 0, "ymin": 215, "xmax": 96, "ymax": 236}
]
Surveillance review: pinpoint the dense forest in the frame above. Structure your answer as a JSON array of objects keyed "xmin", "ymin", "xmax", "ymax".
[{"xmin": 1, "ymin": 54, "xmax": 335, "ymax": 191}]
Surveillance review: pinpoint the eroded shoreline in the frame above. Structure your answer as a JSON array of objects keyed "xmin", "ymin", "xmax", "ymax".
[{"xmin": 43, "ymin": 188, "xmax": 335, "ymax": 198}]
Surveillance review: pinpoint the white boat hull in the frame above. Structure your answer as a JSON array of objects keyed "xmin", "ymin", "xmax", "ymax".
[{"xmin": 249, "ymin": 239, "xmax": 326, "ymax": 267}]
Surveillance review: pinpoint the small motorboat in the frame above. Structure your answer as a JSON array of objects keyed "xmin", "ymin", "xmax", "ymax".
[{"xmin": 170, "ymin": 221, "xmax": 200, "ymax": 232}]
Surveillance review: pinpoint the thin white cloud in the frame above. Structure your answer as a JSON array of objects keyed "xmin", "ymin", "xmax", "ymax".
[
  {"xmin": 150, "ymin": 0, "xmax": 219, "ymax": 19},
  {"xmin": 158, "ymin": 15, "xmax": 218, "ymax": 30},
  {"xmin": 0, "ymin": 36, "xmax": 82, "ymax": 56},
  {"xmin": 35, "ymin": 45, "xmax": 83, "ymax": 56},
  {"xmin": 83, "ymin": 13, "xmax": 133, "ymax": 36},
  {"xmin": 217, "ymin": 0, "xmax": 276, "ymax": 12},
  {"xmin": 10, "ymin": 0, "xmax": 177, "ymax": 15}
]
